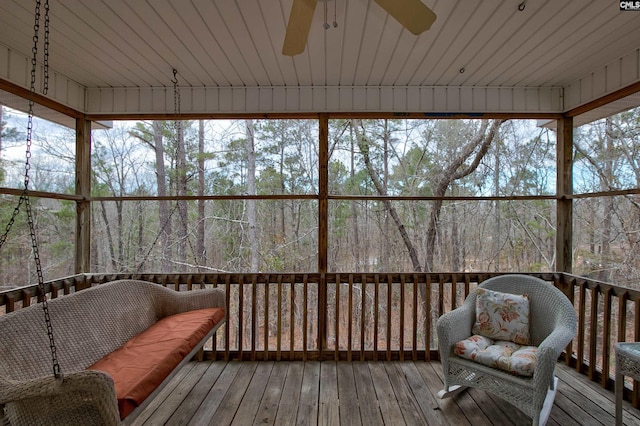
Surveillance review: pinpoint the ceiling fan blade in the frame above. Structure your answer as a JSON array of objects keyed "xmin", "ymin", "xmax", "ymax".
[
  {"xmin": 374, "ymin": 0, "xmax": 437, "ymax": 35},
  {"xmin": 282, "ymin": 0, "xmax": 318, "ymax": 56}
]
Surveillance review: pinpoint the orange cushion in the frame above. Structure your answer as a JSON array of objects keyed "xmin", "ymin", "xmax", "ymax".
[{"xmin": 87, "ymin": 307, "xmax": 224, "ymax": 419}]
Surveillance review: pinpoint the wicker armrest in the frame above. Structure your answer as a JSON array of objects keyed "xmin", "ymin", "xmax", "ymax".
[
  {"xmin": 160, "ymin": 287, "xmax": 226, "ymax": 317},
  {"xmin": 1, "ymin": 370, "xmax": 121, "ymax": 425},
  {"xmin": 533, "ymin": 324, "xmax": 575, "ymax": 383},
  {"xmin": 0, "ymin": 370, "xmax": 115, "ymax": 404},
  {"xmin": 437, "ymin": 300, "xmax": 476, "ymax": 353}
]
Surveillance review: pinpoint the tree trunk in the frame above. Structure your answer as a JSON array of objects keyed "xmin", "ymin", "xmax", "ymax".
[
  {"xmin": 349, "ymin": 125, "xmax": 361, "ymax": 271},
  {"xmin": 245, "ymin": 119, "xmax": 259, "ymax": 272},
  {"xmin": 451, "ymin": 201, "xmax": 460, "ymax": 271},
  {"xmin": 382, "ymin": 120, "xmax": 390, "ymax": 272},
  {"xmin": 176, "ymin": 120, "xmax": 188, "ymax": 272},
  {"xmin": 600, "ymin": 118, "xmax": 614, "ymax": 281},
  {"xmin": 493, "ymin": 136, "xmax": 501, "ymax": 271},
  {"xmin": 152, "ymin": 122, "xmax": 171, "ymax": 271},
  {"xmin": 351, "ymin": 119, "xmax": 422, "ymax": 272},
  {"xmin": 98, "ymin": 200, "xmax": 117, "ymax": 270},
  {"xmin": 197, "ymin": 120, "xmax": 206, "ymax": 270},
  {"xmin": 424, "ymin": 119, "xmax": 504, "ymax": 272}
]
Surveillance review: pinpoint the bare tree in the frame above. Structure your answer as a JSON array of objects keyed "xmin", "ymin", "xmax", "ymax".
[
  {"xmin": 424, "ymin": 120, "xmax": 504, "ymax": 272},
  {"xmin": 245, "ymin": 119, "xmax": 259, "ymax": 272},
  {"xmin": 352, "ymin": 119, "xmax": 422, "ymax": 272},
  {"xmin": 197, "ymin": 120, "xmax": 206, "ymax": 269},
  {"xmin": 130, "ymin": 121, "xmax": 172, "ymax": 271}
]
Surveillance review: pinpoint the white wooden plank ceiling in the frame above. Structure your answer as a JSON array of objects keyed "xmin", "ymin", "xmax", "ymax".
[{"xmin": 0, "ymin": 0, "xmax": 639, "ymax": 116}]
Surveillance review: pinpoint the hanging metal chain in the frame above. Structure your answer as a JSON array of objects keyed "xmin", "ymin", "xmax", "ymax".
[
  {"xmin": 0, "ymin": 0, "xmax": 61, "ymax": 379},
  {"xmin": 42, "ymin": 0, "xmax": 50, "ymax": 95},
  {"xmin": 171, "ymin": 70, "xmax": 199, "ymax": 267},
  {"xmin": 30, "ymin": 0, "xmax": 60, "ymax": 380},
  {"xmin": 172, "ymin": 68, "xmax": 180, "ymax": 120}
]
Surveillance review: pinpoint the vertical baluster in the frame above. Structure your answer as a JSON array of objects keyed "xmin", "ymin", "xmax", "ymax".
[
  {"xmin": 589, "ymin": 285, "xmax": 599, "ymax": 381},
  {"xmin": 451, "ymin": 273, "xmax": 458, "ymax": 311},
  {"xmin": 5, "ymin": 296, "xmax": 14, "ymax": 313},
  {"xmin": 238, "ymin": 275, "xmax": 244, "ymax": 361},
  {"xmin": 617, "ymin": 291, "xmax": 628, "ymax": 343},
  {"xmin": 438, "ymin": 274, "xmax": 444, "ymax": 317},
  {"xmin": 347, "ymin": 274, "xmax": 353, "ymax": 362},
  {"xmin": 412, "ymin": 273, "xmax": 418, "ymax": 361},
  {"xmin": 303, "ymin": 274, "xmax": 308, "ymax": 362},
  {"xmin": 601, "ymin": 287, "xmax": 612, "ymax": 388},
  {"xmin": 386, "ymin": 274, "xmax": 392, "ymax": 361},
  {"xmin": 224, "ymin": 275, "xmax": 231, "ymax": 362},
  {"xmin": 290, "ymin": 274, "xmax": 295, "ymax": 361},
  {"xmin": 334, "ymin": 273, "xmax": 340, "ymax": 361},
  {"xmin": 634, "ymin": 297, "xmax": 640, "ymax": 408},
  {"xmin": 425, "ymin": 273, "xmax": 432, "ymax": 361},
  {"xmin": 210, "ymin": 274, "xmax": 218, "ymax": 358},
  {"xmin": 399, "ymin": 274, "xmax": 405, "ymax": 361},
  {"xmin": 251, "ymin": 275, "xmax": 257, "ymax": 361},
  {"xmin": 264, "ymin": 274, "xmax": 270, "ymax": 361},
  {"xmin": 277, "ymin": 274, "xmax": 283, "ymax": 361},
  {"xmin": 360, "ymin": 274, "xmax": 367, "ymax": 362},
  {"xmin": 22, "ymin": 290, "xmax": 31, "ymax": 308},
  {"xmin": 577, "ymin": 282, "xmax": 586, "ymax": 374},
  {"xmin": 374, "ymin": 274, "xmax": 379, "ymax": 361}
]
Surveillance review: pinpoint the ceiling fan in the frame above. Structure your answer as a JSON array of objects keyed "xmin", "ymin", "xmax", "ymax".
[{"xmin": 282, "ymin": 0, "xmax": 437, "ymax": 56}]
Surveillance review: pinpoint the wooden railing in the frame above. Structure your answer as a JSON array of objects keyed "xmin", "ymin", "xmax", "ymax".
[{"xmin": 2, "ymin": 272, "xmax": 640, "ymax": 406}]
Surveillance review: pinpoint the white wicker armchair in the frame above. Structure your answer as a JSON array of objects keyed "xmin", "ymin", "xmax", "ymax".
[{"xmin": 436, "ymin": 275, "xmax": 577, "ymax": 426}]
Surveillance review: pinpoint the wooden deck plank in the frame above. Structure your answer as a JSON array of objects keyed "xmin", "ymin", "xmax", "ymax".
[
  {"xmin": 553, "ymin": 389, "xmax": 604, "ymax": 425},
  {"xmin": 351, "ymin": 361, "xmax": 384, "ymax": 425},
  {"xmin": 230, "ymin": 362, "xmax": 273, "ymax": 425},
  {"xmin": 555, "ymin": 363, "xmax": 640, "ymax": 426},
  {"xmin": 165, "ymin": 361, "xmax": 226, "ymax": 425},
  {"xmin": 430, "ymin": 360, "xmax": 494, "ymax": 426},
  {"xmin": 295, "ymin": 361, "xmax": 320, "ymax": 426},
  {"xmin": 131, "ymin": 361, "xmax": 199, "ymax": 426},
  {"xmin": 553, "ymin": 374, "xmax": 615, "ymax": 425},
  {"xmin": 318, "ymin": 361, "xmax": 339, "ymax": 426},
  {"xmin": 254, "ymin": 361, "xmax": 288, "ymax": 425},
  {"xmin": 336, "ymin": 362, "xmax": 361, "ymax": 426},
  {"xmin": 259, "ymin": 362, "xmax": 290, "ymax": 425},
  {"xmin": 467, "ymin": 387, "xmax": 529, "ymax": 426},
  {"xmin": 188, "ymin": 361, "xmax": 243, "ymax": 426},
  {"xmin": 210, "ymin": 362, "xmax": 259, "ymax": 424},
  {"xmin": 368, "ymin": 361, "xmax": 407, "ymax": 426},
  {"xmin": 399, "ymin": 361, "xmax": 448, "ymax": 426},
  {"xmin": 415, "ymin": 361, "xmax": 472, "ymax": 425},
  {"xmin": 383, "ymin": 362, "xmax": 428, "ymax": 425},
  {"xmin": 133, "ymin": 360, "xmax": 640, "ymax": 426}
]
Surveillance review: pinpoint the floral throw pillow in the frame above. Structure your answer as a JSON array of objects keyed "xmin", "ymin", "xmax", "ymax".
[{"xmin": 471, "ymin": 288, "xmax": 531, "ymax": 345}]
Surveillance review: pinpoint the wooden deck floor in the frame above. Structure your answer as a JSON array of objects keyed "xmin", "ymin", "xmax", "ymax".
[{"xmin": 131, "ymin": 361, "xmax": 640, "ymax": 426}]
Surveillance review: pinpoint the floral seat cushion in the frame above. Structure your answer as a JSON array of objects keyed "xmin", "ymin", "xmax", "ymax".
[{"xmin": 454, "ymin": 334, "xmax": 537, "ymax": 377}]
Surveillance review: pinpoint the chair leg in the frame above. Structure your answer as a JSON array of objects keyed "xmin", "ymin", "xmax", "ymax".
[
  {"xmin": 536, "ymin": 376, "xmax": 558, "ymax": 426},
  {"xmin": 437, "ymin": 384, "xmax": 467, "ymax": 399}
]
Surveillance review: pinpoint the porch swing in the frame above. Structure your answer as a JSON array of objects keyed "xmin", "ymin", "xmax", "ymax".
[{"xmin": 0, "ymin": 2, "xmax": 225, "ymax": 425}]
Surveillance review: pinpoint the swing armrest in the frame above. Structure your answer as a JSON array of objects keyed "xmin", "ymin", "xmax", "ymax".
[
  {"xmin": 0, "ymin": 370, "xmax": 115, "ymax": 403},
  {"xmin": 0, "ymin": 370, "xmax": 121, "ymax": 425},
  {"xmin": 160, "ymin": 286, "xmax": 226, "ymax": 317}
]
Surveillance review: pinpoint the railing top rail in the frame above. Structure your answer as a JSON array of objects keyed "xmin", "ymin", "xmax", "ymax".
[{"xmin": 2, "ymin": 271, "xmax": 638, "ymax": 303}]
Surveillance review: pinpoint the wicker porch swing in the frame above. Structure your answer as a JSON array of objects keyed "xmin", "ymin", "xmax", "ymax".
[{"xmin": 0, "ymin": 3, "xmax": 226, "ymax": 425}]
